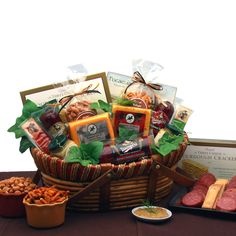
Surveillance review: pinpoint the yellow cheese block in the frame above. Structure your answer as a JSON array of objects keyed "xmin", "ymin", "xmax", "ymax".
[
  {"xmin": 68, "ymin": 112, "xmax": 115, "ymax": 146},
  {"xmin": 112, "ymin": 104, "xmax": 151, "ymax": 137},
  {"xmin": 202, "ymin": 184, "xmax": 222, "ymax": 209}
]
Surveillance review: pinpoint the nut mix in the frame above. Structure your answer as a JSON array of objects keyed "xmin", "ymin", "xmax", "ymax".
[
  {"xmin": 0, "ymin": 177, "xmax": 37, "ymax": 195},
  {"xmin": 65, "ymin": 100, "xmax": 96, "ymax": 122},
  {"xmin": 24, "ymin": 186, "xmax": 69, "ymax": 205},
  {"xmin": 123, "ymin": 91, "xmax": 154, "ymax": 109}
]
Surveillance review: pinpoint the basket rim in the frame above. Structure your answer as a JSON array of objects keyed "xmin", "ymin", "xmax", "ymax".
[
  {"xmin": 31, "ymin": 134, "xmax": 189, "ymax": 169},
  {"xmin": 30, "ymin": 134, "xmax": 188, "ymax": 183}
]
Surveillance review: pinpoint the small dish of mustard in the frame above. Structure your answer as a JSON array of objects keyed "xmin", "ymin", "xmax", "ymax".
[{"xmin": 132, "ymin": 206, "xmax": 172, "ymax": 222}]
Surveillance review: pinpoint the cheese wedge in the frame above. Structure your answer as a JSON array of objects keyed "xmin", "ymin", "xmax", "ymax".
[
  {"xmin": 202, "ymin": 184, "xmax": 223, "ymax": 209},
  {"xmin": 68, "ymin": 112, "xmax": 115, "ymax": 146}
]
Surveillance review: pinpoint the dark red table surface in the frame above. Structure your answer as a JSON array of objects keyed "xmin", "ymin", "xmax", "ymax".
[{"xmin": 0, "ymin": 171, "xmax": 235, "ymax": 236}]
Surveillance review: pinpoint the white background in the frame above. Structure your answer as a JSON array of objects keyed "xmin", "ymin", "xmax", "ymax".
[{"xmin": 0, "ymin": 0, "xmax": 236, "ymax": 171}]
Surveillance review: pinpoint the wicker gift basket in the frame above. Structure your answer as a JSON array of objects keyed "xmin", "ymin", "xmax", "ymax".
[{"xmin": 9, "ymin": 62, "xmax": 194, "ymax": 212}]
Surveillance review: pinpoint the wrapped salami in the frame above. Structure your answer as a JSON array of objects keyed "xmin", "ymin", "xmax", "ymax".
[{"xmin": 100, "ymin": 136, "xmax": 153, "ymax": 164}]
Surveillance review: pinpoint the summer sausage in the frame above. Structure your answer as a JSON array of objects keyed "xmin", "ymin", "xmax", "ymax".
[
  {"xmin": 229, "ymin": 176, "xmax": 236, "ymax": 182},
  {"xmin": 197, "ymin": 173, "xmax": 216, "ymax": 188},
  {"xmin": 216, "ymin": 196, "xmax": 236, "ymax": 212},
  {"xmin": 181, "ymin": 191, "xmax": 204, "ymax": 207},
  {"xmin": 192, "ymin": 184, "xmax": 208, "ymax": 195},
  {"xmin": 222, "ymin": 188, "xmax": 236, "ymax": 200},
  {"xmin": 226, "ymin": 181, "xmax": 236, "ymax": 190}
]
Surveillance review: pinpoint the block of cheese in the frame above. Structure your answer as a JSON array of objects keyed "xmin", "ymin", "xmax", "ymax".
[
  {"xmin": 112, "ymin": 104, "xmax": 151, "ymax": 137},
  {"xmin": 68, "ymin": 112, "xmax": 115, "ymax": 146},
  {"xmin": 202, "ymin": 184, "xmax": 222, "ymax": 209},
  {"xmin": 212, "ymin": 179, "xmax": 229, "ymax": 209}
]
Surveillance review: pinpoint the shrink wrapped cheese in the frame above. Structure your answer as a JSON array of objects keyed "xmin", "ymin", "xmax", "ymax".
[
  {"xmin": 68, "ymin": 113, "xmax": 115, "ymax": 146},
  {"xmin": 112, "ymin": 104, "xmax": 151, "ymax": 137}
]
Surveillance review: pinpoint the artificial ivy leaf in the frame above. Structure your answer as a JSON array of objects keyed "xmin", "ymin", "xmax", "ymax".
[
  {"xmin": 65, "ymin": 146, "xmax": 91, "ymax": 166},
  {"xmin": 65, "ymin": 142, "xmax": 103, "ymax": 166},
  {"xmin": 19, "ymin": 136, "xmax": 34, "ymax": 153},
  {"xmin": 116, "ymin": 126, "xmax": 139, "ymax": 143},
  {"xmin": 171, "ymin": 119, "xmax": 186, "ymax": 131},
  {"xmin": 8, "ymin": 100, "xmax": 40, "ymax": 139},
  {"xmin": 79, "ymin": 159, "xmax": 92, "ymax": 166},
  {"xmin": 115, "ymin": 98, "xmax": 134, "ymax": 106},
  {"xmin": 98, "ymin": 100, "xmax": 112, "ymax": 113},
  {"xmin": 79, "ymin": 141, "xmax": 103, "ymax": 165},
  {"xmin": 8, "ymin": 115, "xmax": 27, "ymax": 133},
  {"xmin": 65, "ymin": 146, "xmax": 84, "ymax": 163},
  {"xmin": 22, "ymin": 99, "xmax": 41, "ymax": 116},
  {"xmin": 15, "ymin": 129, "xmax": 26, "ymax": 139},
  {"xmin": 90, "ymin": 102, "xmax": 100, "ymax": 110},
  {"xmin": 166, "ymin": 123, "xmax": 183, "ymax": 135},
  {"xmin": 151, "ymin": 132, "xmax": 184, "ymax": 156},
  {"xmin": 90, "ymin": 100, "xmax": 112, "ymax": 114}
]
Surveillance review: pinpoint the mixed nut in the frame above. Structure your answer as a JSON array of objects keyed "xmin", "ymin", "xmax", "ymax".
[{"xmin": 0, "ymin": 177, "xmax": 37, "ymax": 195}]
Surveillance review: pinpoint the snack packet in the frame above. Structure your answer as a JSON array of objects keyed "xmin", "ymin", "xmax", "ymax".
[
  {"xmin": 20, "ymin": 117, "xmax": 51, "ymax": 154},
  {"xmin": 171, "ymin": 105, "xmax": 193, "ymax": 130},
  {"xmin": 123, "ymin": 59, "xmax": 177, "ymax": 109},
  {"xmin": 59, "ymin": 83, "xmax": 99, "ymax": 122}
]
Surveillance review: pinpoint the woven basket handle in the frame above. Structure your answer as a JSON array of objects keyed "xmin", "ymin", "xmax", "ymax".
[{"xmin": 68, "ymin": 169, "xmax": 113, "ymax": 205}]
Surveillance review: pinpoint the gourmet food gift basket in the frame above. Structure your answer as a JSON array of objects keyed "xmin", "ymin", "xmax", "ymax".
[{"xmin": 8, "ymin": 60, "xmax": 194, "ymax": 212}]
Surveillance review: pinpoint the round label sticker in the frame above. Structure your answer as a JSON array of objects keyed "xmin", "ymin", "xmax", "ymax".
[
  {"xmin": 126, "ymin": 113, "xmax": 135, "ymax": 124},
  {"xmin": 87, "ymin": 124, "xmax": 97, "ymax": 134}
]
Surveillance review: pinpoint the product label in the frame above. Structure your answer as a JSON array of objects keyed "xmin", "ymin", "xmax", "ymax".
[
  {"xmin": 116, "ymin": 140, "xmax": 140, "ymax": 154},
  {"xmin": 23, "ymin": 76, "xmax": 108, "ymax": 106},
  {"xmin": 130, "ymin": 98, "xmax": 148, "ymax": 109},
  {"xmin": 21, "ymin": 118, "xmax": 51, "ymax": 153},
  {"xmin": 76, "ymin": 120, "xmax": 110, "ymax": 144},
  {"xmin": 112, "ymin": 138, "xmax": 150, "ymax": 164},
  {"xmin": 107, "ymin": 71, "xmax": 177, "ymax": 104},
  {"xmin": 178, "ymin": 145, "xmax": 236, "ymax": 179},
  {"xmin": 107, "ymin": 72, "xmax": 132, "ymax": 101},
  {"xmin": 114, "ymin": 111, "xmax": 146, "ymax": 135}
]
